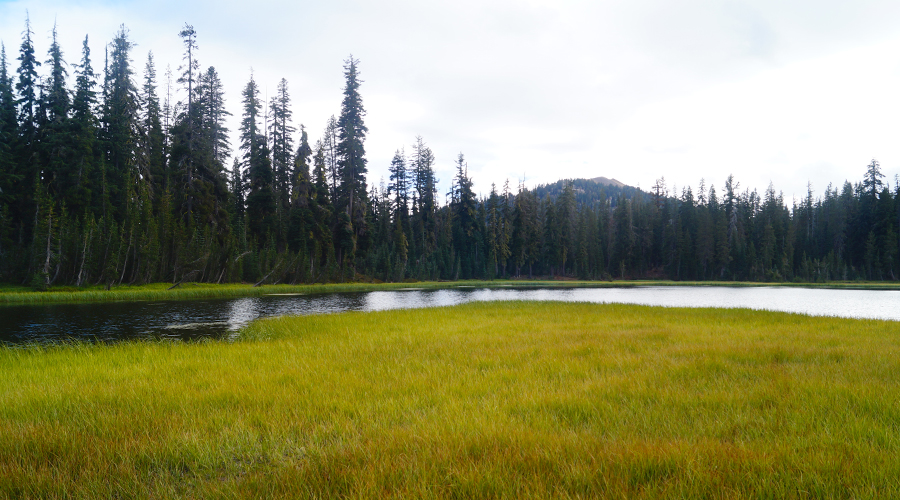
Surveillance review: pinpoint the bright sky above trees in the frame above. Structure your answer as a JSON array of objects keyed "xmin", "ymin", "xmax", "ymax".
[{"xmin": 2, "ymin": 0, "xmax": 900, "ymax": 199}]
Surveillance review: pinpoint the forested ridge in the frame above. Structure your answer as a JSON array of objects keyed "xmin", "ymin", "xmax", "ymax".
[{"xmin": 1, "ymin": 19, "xmax": 899, "ymax": 289}]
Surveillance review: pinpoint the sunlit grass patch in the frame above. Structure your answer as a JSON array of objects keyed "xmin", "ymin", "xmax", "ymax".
[{"xmin": 2, "ymin": 301, "xmax": 899, "ymax": 497}]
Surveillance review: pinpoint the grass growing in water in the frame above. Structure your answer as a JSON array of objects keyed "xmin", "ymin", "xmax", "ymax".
[{"xmin": 1, "ymin": 301, "xmax": 899, "ymax": 497}]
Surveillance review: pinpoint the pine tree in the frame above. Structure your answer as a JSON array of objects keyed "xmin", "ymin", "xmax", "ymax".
[
  {"xmin": 239, "ymin": 72, "xmax": 261, "ymax": 160},
  {"xmin": 0, "ymin": 43, "xmax": 20, "ymax": 208},
  {"xmin": 291, "ymin": 125, "xmax": 312, "ymax": 204},
  {"xmin": 201, "ymin": 66, "xmax": 230, "ymax": 165},
  {"xmin": 43, "ymin": 24, "xmax": 69, "ymax": 122},
  {"xmin": 269, "ymin": 78, "xmax": 295, "ymax": 211},
  {"xmin": 241, "ymin": 73, "xmax": 274, "ymax": 246},
  {"xmin": 16, "ymin": 14, "xmax": 41, "ymax": 153},
  {"xmin": 177, "ymin": 24, "xmax": 198, "ymax": 143},
  {"xmin": 556, "ymin": 182, "xmax": 576, "ymax": 274},
  {"xmin": 41, "ymin": 23, "xmax": 77, "ymax": 219},
  {"xmin": 410, "ymin": 135, "xmax": 437, "ymax": 261},
  {"xmin": 102, "ymin": 25, "xmax": 140, "ymax": 222},
  {"xmin": 322, "ymin": 115, "xmax": 339, "ymax": 200},
  {"xmin": 12, "ymin": 15, "xmax": 42, "ymax": 245},
  {"xmin": 169, "ymin": 65, "xmax": 230, "ymax": 235},
  {"xmin": 171, "ymin": 25, "xmax": 200, "ymax": 221},
  {"xmin": 162, "ymin": 64, "xmax": 173, "ymax": 159},
  {"xmin": 310, "ymin": 140, "xmax": 335, "ymax": 276},
  {"xmin": 70, "ymin": 35, "xmax": 98, "ymax": 218},
  {"xmin": 450, "ymin": 153, "xmax": 477, "ymax": 278},
  {"xmin": 387, "ymin": 148, "xmax": 409, "ymax": 224},
  {"xmin": 863, "ymin": 159, "xmax": 885, "ymax": 202},
  {"xmin": 333, "ymin": 56, "xmax": 369, "ymax": 270},
  {"xmin": 287, "ymin": 127, "xmax": 313, "ymax": 255},
  {"xmin": 230, "ymin": 157, "xmax": 245, "ymax": 236},
  {"xmin": 139, "ymin": 52, "xmax": 165, "ymax": 209}
]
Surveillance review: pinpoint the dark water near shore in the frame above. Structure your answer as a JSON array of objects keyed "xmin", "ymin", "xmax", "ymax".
[{"xmin": 2, "ymin": 286, "xmax": 899, "ymax": 344}]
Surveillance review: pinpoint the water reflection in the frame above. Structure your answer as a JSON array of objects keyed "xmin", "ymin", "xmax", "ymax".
[
  {"xmin": 226, "ymin": 298, "xmax": 258, "ymax": 332},
  {"xmin": 2, "ymin": 286, "xmax": 899, "ymax": 344}
]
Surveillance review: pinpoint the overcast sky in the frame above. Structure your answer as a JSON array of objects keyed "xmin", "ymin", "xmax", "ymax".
[{"xmin": 3, "ymin": 0, "xmax": 900, "ymax": 203}]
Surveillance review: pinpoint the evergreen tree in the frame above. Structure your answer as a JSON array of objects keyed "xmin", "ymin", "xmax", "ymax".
[
  {"xmin": 410, "ymin": 135, "xmax": 437, "ymax": 264},
  {"xmin": 335, "ymin": 56, "xmax": 369, "ymax": 269},
  {"xmin": 863, "ymin": 159, "xmax": 885, "ymax": 202},
  {"xmin": 201, "ymin": 66, "xmax": 230, "ymax": 165},
  {"xmin": 12, "ymin": 15, "xmax": 42, "ymax": 245},
  {"xmin": 240, "ymin": 73, "xmax": 274, "ymax": 245},
  {"xmin": 139, "ymin": 51, "xmax": 165, "ymax": 208},
  {"xmin": 41, "ymin": 23, "xmax": 77, "ymax": 214},
  {"xmin": 269, "ymin": 78, "xmax": 295, "ymax": 212},
  {"xmin": 322, "ymin": 115, "xmax": 339, "ymax": 200},
  {"xmin": 177, "ymin": 24, "xmax": 198, "ymax": 138},
  {"xmin": 43, "ymin": 24, "xmax": 69, "ymax": 122},
  {"xmin": 450, "ymin": 153, "xmax": 477, "ymax": 278},
  {"xmin": 16, "ymin": 14, "xmax": 40, "ymax": 153},
  {"xmin": 0, "ymin": 44, "xmax": 19, "ymax": 208},
  {"xmin": 387, "ymin": 148, "xmax": 409, "ymax": 224},
  {"xmin": 287, "ymin": 127, "xmax": 313, "ymax": 255},
  {"xmin": 70, "ymin": 35, "xmax": 98, "ymax": 218},
  {"xmin": 101, "ymin": 25, "xmax": 140, "ymax": 222},
  {"xmin": 310, "ymin": 140, "xmax": 335, "ymax": 276},
  {"xmin": 290, "ymin": 125, "xmax": 312, "ymax": 204},
  {"xmin": 239, "ymin": 72, "xmax": 261, "ymax": 161},
  {"xmin": 230, "ymin": 157, "xmax": 245, "ymax": 235},
  {"xmin": 171, "ymin": 25, "xmax": 200, "ymax": 220}
]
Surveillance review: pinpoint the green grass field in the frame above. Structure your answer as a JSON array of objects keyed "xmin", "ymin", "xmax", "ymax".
[
  {"xmin": 2, "ymin": 279, "xmax": 900, "ymax": 305},
  {"xmin": 2, "ymin": 302, "xmax": 899, "ymax": 498}
]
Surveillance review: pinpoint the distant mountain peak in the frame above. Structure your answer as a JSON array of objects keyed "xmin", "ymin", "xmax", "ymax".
[{"xmin": 589, "ymin": 176, "xmax": 626, "ymax": 188}]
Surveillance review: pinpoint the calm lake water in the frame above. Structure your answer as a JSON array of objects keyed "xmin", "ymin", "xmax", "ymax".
[{"xmin": 2, "ymin": 286, "xmax": 899, "ymax": 344}]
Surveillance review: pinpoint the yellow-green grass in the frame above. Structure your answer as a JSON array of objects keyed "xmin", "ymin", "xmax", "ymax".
[
  {"xmin": 3, "ymin": 279, "xmax": 900, "ymax": 305},
  {"xmin": 2, "ymin": 302, "xmax": 899, "ymax": 498}
]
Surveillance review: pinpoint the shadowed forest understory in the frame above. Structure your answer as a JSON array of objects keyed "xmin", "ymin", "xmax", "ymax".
[{"xmin": 1, "ymin": 18, "xmax": 899, "ymax": 289}]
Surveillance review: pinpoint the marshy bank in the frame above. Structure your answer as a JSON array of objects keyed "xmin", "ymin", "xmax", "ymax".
[{"xmin": 2, "ymin": 301, "xmax": 899, "ymax": 497}]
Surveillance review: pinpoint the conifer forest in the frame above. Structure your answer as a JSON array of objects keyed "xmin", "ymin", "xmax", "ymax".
[{"xmin": 1, "ymin": 19, "xmax": 899, "ymax": 288}]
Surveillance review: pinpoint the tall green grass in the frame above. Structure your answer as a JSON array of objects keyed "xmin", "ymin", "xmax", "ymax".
[
  {"xmin": 2, "ymin": 302, "xmax": 899, "ymax": 497},
  {"xmin": 3, "ymin": 279, "xmax": 899, "ymax": 305}
]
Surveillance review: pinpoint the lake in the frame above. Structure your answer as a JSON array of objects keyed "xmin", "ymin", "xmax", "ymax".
[{"xmin": 2, "ymin": 285, "xmax": 899, "ymax": 344}]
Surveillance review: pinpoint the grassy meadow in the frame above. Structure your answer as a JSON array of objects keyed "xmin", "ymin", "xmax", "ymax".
[{"xmin": 2, "ymin": 301, "xmax": 900, "ymax": 498}]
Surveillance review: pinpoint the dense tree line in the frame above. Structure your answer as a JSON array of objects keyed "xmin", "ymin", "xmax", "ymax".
[{"xmin": 1, "ymin": 18, "xmax": 899, "ymax": 288}]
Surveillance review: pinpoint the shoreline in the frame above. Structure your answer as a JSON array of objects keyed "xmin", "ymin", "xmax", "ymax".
[{"xmin": 2, "ymin": 279, "xmax": 900, "ymax": 305}]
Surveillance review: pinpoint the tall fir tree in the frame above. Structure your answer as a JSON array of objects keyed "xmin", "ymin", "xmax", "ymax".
[
  {"xmin": 336, "ymin": 58, "xmax": 367, "ymax": 205},
  {"xmin": 410, "ymin": 135, "xmax": 436, "ymax": 264},
  {"xmin": 13, "ymin": 14, "xmax": 42, "ymax": 245},
  {"xmin": 387, "ymin": 148, "xmax": 409, "ymax": 224},
  {"xmin": 322, "ymin": 115, "xmax": 339, "ymax": 200},
  {"xmin": 230, "ymin": 157, "xmax": 245, "ymax": 237},
  {"xmin": 450, "ymin": 153, "xmax": 477, "ymax": 278},
  {"xmin": 16, "ymin": 14, "xmax": 40, "ymax": 154},
  {"xmin": 101, "ymin": 25, "xmax": 139, "ymax": 222},
  {"xmin": 287, "ymin": 126, "xmax": 313, "ymax": 255},
  {"xmin": 269, "ymin": 78, "xmax": 295, "ymax": 213},
  {"xmin": 201, "ymin": 66, "xmax": 230, "ymax": 165},
  {"xmin": 139, "ymin": 51, "xmax": 166, "ymax": 209},
  {"xmin": 335, "ymin": 56, "xmax": 368, "ymax": 252},
  {"xmin": 41, "ymin": 23, "xmax": 77, "ymax": 212},
  {"xmin": 70, "ymin": 35, "xmax": 98, "ymax": 218},
  {"xmin": 240, "ymin": 73, "xmax": 274, "ymax": 246},
  {"xmin": 0, "ymin": 43, "xmax": 19, "ymax": 208}
]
